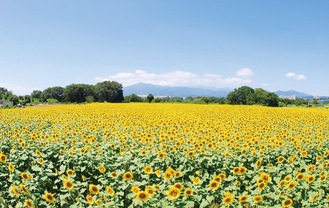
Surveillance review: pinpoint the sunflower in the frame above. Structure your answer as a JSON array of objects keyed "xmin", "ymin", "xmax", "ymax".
[
  {"xmin": 136, "ymin": 191, "xmax": 149, "ymax": 202},
  {"xmin": 218, "ymin": 173, "xmax": 226, "ymax": 180},
  {"xmin": 24, "ymin": 199, "xmax": 34, "ymax": 208},
  {"xmin": 89, "ymin": 184, "xmax": 99, "ymax": 195},
  {"xmin": 285, "ymin": 175, "xmax": 293, "ymax": 182},
  {"xmin": 187, "ymin": 151, "xmax": 195, "ymax": 157},
  {"xmin": 19, "ymin": 184, "xmax": 30, "ymax": 195},
  {"xmin": 279, "ymin": 180, "xmax": 286, "ymax": 188},
  {"xmin": 38, "ymin": 158, "xmax": 44, "ymax": 165},
  {"xmin": 301, "ymin": 150, "xmax": 308, "ymax": 158},
  {"xmin": 233, "ymin": 167, "xmax": 240, "ymax": 175},
  {"xmin": 8, "ymin": 163, "xmax": 15, "ymax": 173},
  {"xmin": 123, "ymin": 172, "xmax": 134, "ymax": 181},
  {"xmin": 110, "ymin": 171, "xmax": 118, "ymax": 178},
  {"xmin": 174, "ymin": 182, "xmax": 184, "ymax": 190},
  {"xmin": 154, "ymin": 185, "xmax": 161, "ymax": 191},
  {"xmin": 305, "ymin": 175, "xmax": 316, "ymax": 183},
  {"xmin": 311, "ymin": 193, "xmax": 319, "ymax": 203},
  {"xmin": 277, "ymin": 156, "xmax": 285, "ymax": 163},
  {"xmin": 163, "ymin": 171, "xmax": 173, "ymax": 180},
  {"xmin": 21, "ymin": 172, "xmax": 30, "ymax": 180},
  {"xmin": 316, "ymin": 155, "xmax": 322, "ymax": 162},
  {"xmin": 63, "ymin": 179, "xmax": 74, "ymax": 191},
  {"xmin": 175, "ymin": 171, "xmax": 182, "ymax": 178},
  {"xmin": 260, "ymin": 173, "xmax": 271, "ymax": 183},
  {"xmin": 155, "ymin": 170, "xmax": 162, "ymax": 177},
  {"xmin": 222, "ymin": 195, "xmax": 234, "ymax": 206},
  {"xmin": 66, "ymin": 169, "xmax": 74, "ymax": 177},
  {"xmin": 282, "ymin": 198, "xmax": 293, "ymax": 207},
  {"xmin": 184, "ymin": 188, "xmax": 193, "ymax": 197},
  {"xmin": 258, "ymin": 182, "xmax": 266, "ymax": 191},
  {"xmin": 86, "ymin": 195, "xmax": 94, "ymax": 205},
  {"xmin": 145, "ymin": 186, "xmax": 155, "ymax": 197},
  {"xmin": 98, "ymin": 165, "xmax": 106, "ymax": 174},
  {"xmin": 167, "ymin": 187, "xmax": 180, "ymax": 200},
  {"xmin": 158, "ymin": 151, "xmax": 167, "ymax": 159},
  {"xmin": 95, "ymin": 199, "xmax": 102, "ymax": 205},
  {"xmin": 144, "ymin": 165, "xmax": 153, "ymax": 174},
  {"xmin": 131, "ymin": 185, "xmax": 140, "ymax": 194},
  {"xmin": 256, "ymin": 159, "xmax": 262, "ymax": 168},
  {"xmin": 253, "ymin": 195, "xmax": 263, "ymax": 203},
  {"xmin": 296, "ymin": 173, "xmax": 304, "ymax": 181},
  {"xmin": 192, "ymin": 176, "xmax": 201, "ymax": 185},
  {"xmin": 9, "ymin": 185, "xmax": 20, "ymax": 197},
  {"xmin": 241, "ymin": 148, "xmax": 247, "ymax": 154},
  {"xmin": 43, "ymin": 192, "xmax": 55, "ymax": 203},
  {"xmin": 239, "ymin": 166, "xmax": 247, "ymax": 175},
  {"xmin": 106, "ymin": 186, "xmax": 115, "ymax": 196},
  {"xmin": 239, "ymin": 195, "xmax": 249, "ymax": 203},
  {"xmin": 286, "ymin": 181, "xmax": 297, "ymax": 190},
  {"xmin": 209, "ymin": 180, "xmax": 220, "ymax": 191},
  {"xmin": 35, "ymin": 149, "xmax": 41, "ymax": 157}
]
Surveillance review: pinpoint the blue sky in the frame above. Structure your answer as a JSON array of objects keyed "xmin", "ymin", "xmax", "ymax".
[{"xmin": 0, "ymin": 0, "xmax": 328, "ymax": 96}]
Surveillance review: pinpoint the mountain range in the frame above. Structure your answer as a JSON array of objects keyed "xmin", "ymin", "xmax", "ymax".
[{"xmin": 123, "ymin": 83, "xmax": 315, "ymax": 98}]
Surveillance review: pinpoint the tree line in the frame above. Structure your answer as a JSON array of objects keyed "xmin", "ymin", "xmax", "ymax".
[
  {"xmin": 0, "ymin": 81, "xmax": 124, "ymax": 106},
  {"xmin": 0, "ymin": 83, "xmax": 321, "ymax": 107}
]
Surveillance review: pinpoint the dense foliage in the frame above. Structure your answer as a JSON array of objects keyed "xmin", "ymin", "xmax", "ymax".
[
  {"xmin": 1, "ymin": 103, "xmax": 329, "ymax": 207},
  {"xmin": 0, "ymin": 83, "xmax": 326, "ymax": 107}
]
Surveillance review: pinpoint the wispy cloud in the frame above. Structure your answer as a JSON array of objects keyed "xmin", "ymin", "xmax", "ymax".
[
  {"xmin": 236, "ymin": 68, "xmax": 254, "ymax": 77},
  {"xmin": 95, "ymin": 69, "xmax": 253, "ymax": 87},
  {"xmin": 285, "ymin": 72, "xmax": 306, "ymax": 80}
]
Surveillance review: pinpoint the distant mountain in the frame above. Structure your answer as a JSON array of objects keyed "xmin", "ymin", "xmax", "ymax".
[
  {"xmin": 275, "ymin": 90, "xmax": 313, "ymax": 99},
  {"xmin": 123, "ymin": 83, "xmax": 316, "ymax": 99},
  {"xmin": 123, "ymin": 83, "xmax": 231, "ymax": 97}
]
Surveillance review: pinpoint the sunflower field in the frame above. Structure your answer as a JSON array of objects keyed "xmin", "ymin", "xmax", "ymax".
[{"xmin": 0, "ymin": 103, "xmax": 329, "ymax": 207}]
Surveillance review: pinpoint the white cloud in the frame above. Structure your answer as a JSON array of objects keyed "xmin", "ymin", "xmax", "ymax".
[
  {"xmin": 285, "ymin": 72, "xmax": 306, "ymax": 80},
  {"xmin": 95, "ymin": 69, "xmax": 253, "ymax": 87},
  {"xmin": 236, "ymin": 68, "xmax": 254, "ymax": 77}
]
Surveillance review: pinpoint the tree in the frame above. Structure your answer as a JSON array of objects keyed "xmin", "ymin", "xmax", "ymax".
[
  {"xmin": 0, "ymin": 87, "xmax": 8, "ymax": 100},
  {"xmin": 41, "ymin": 86, "xmax": 65, "ymax": 102},
  {"xmin": 31, "ymin": 90, "xmax": 43, "ymax": 99},
  {"xmin": 86, "ymin": 96, "xmax": 95, "ymax": 103},
  {"xmin": 227, "ymin": 86, "xmax": 279, "ymax": 107},
  {"xmin": 227, "ymin": 86, "xmax": 255, "ymax": 105},
  {"xmin": 62, "ymin": 84, "xmax": 95, "ymax": 103},
  {"xmin": 94, "ymin": 81, "xmax": 124, "ymax": 103},
  {"xmin": 147, "ymin": 94, "xmax": 154, "ymax": 103},
  {"xmin": 127, "ymin": 94, "xmax": 143, "ymax": 102},
  {"xmin": 250, "ymin": 89, "xmax": 279, "ymax": 107}
]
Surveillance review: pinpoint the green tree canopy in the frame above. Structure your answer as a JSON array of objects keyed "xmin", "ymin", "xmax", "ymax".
[
  {"xmin": 127, "ymin": 94, "xmax": 143, "ymax": 102},
  {"xmin": 41, "ymin": 86, "xmax": 65, "ymax": 102},
  {"xmin": 62, "ymin": 84, "xmax": 95, "ymax": 103},
  {"xmin": 227, "ymin": 86, "xmax": 255, "ymax": 105},
  {"xmin": 227, "ymin": 86, "xmax": 279, "ymax": 107},
  {"xmin": 147, "ymin": 94, "xmax": 154, "ymax": 103},
  {"xmin": 31, "ymin": 90, "xmax": 43, "ymax": 99},
  {"xmin": 94, "ymin": 81, "xmax": 124, "ymax": 103}
]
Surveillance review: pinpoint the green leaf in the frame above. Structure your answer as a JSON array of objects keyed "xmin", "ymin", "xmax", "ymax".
[
  {"xmin": 200, "ymin": 198, "xmax": 209, "ymax": 208},
  {"xmin": 31, "ymin": 165, "xmax": 42, "ymax": 172},
  {"xmin": 185, "ymin": 201, "xmax": 195, "ymax": 208}
]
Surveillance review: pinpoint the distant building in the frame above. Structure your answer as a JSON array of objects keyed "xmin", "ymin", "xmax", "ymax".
[
  {"xmin": 0, "ymin": 100, "xmax": 13, "ymax": 107},
  {"xmin": 279, "ymin": 95, "xmax": 297, "ymax": 100}
]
